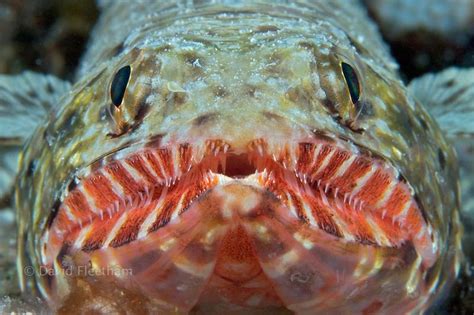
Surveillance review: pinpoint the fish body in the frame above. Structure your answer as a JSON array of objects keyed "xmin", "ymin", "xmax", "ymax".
[{"xmin": 8, "ymin": 1, "xmax": 465, "ymax": 314}]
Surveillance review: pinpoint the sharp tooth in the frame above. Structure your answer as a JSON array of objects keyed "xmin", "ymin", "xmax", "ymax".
[
  {"xmin": 219, "ymin": 154, "xmax": 227, "ymax": 174},
  {"xmin": 319, "ymin": 186, "xmax": 330, "ymax": 207},
  {"xmin": 352, "ymin": 198, "xmax": 359, "ymax": 211},
  {"xmin": 257, "ymin": 143, "xmax": 264, "ymax": 156},
  {"xmin": 105, "ymin": 206, "xmax": 112, "ymax": 219},
  {"xmin": 193, "ymin": 143, "xmax": 205, "ymax": 164},
  {"xmin": 114, "ymin": 200, "xmax": 120, "ymax": 214},
  {"xmin": 172, "ymin": 146, "xmax": 181, "ymax": 179},
  {"xmin": 344, "ymin": 193, "xmax": 349, "ymax": 204},
  {"xmin": 348, "ymin": 194, "xmax": 354, "ymax": 207},
  {"xmin": 324, "ymin": 183, "xmax": 329, "ymax": 194},
  {"xmin": 266, "ymin": 171, "xmax": 274, "ymax": 185}
]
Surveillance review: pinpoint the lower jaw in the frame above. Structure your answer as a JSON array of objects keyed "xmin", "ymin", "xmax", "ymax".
[
  {"xmin": 47, "ymin": 181, "xmax": 420, "ymax": 314},
  {"xmin": 41, "ymin": 136, "xmax": 436, "ymax": 313},
  {"xmin": 194, "ymin": 224, "xmax": 286, "ymax": 312}
]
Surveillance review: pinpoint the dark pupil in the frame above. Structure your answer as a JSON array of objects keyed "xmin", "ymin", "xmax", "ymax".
[
  {"xmin": 111, "ymin": 65, "xmax": 131, "ymax": 106},
  {"xmin": 341, "ymin": 62, "xmax": 360, "ymax": 104}
]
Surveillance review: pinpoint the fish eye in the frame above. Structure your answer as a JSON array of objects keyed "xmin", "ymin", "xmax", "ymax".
[
  {"xmin": 341, "ymin": 62, "xmax": 360, "ymax": 104},
  {"xmin": 110, "ymin": 65, "xmax": 131, "ymax": 107}
]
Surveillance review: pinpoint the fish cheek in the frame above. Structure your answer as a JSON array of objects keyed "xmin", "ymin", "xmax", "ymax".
[{"xmin": 52, "ymin": 109, "xmax": 83, "ymax": 143}]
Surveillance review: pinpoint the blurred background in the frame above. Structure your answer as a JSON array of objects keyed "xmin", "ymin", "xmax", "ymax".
[{"xmin": 0, "ymin": 0, "xmax": 98, "ymax": 80}]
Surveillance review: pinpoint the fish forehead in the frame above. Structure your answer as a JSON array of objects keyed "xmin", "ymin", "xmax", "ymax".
[
  {"xmin": 79, "ymin": 0, "xmax": 397, "ymax": 78},
  {"xmin": 15, "ymin": 0, "xmax": 461, "ymax": 309}
]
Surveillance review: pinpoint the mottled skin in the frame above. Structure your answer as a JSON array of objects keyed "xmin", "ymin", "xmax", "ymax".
[{"xmin": 15, "ymin": 1, "xmax": 461, "ymax": 313}]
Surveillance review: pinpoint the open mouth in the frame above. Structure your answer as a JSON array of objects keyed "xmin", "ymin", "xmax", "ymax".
[{"xmin": 41, "ymin": 135, "xmax": 437, "ymax": 272}]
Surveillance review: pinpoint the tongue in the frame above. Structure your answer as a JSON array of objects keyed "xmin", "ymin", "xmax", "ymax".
[
  {"xmin": 215, "ymin": 225, "xmax": 265, "ymax": 283},
  {"xmin": 196, "ymin": 224, "xmax": 284, "ymax": 310}
]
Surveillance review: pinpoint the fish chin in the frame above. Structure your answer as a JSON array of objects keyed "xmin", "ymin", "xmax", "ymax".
[{"xmin": 39, "ymin": 132, "xmax": 438, "ymax": 313}]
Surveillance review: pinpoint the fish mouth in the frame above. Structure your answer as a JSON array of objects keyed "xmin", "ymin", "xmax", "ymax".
[{"xmin": 40, "ymin": 134, "xmax": 438, "ymax": 311}]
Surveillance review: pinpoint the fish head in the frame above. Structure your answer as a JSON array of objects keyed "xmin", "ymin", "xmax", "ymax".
[{"xmin": 16, "ymin": 37, "xmax": 461, "ymax": 313}]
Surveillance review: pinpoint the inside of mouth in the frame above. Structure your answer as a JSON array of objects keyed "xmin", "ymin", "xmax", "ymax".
[
  {"xmin": 42, "ymin": 139, "xmax": 437, "ymax": 270},
  {"xmin": 221, "ymin": 153, "xmax": 256, "ymax": 178}
]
